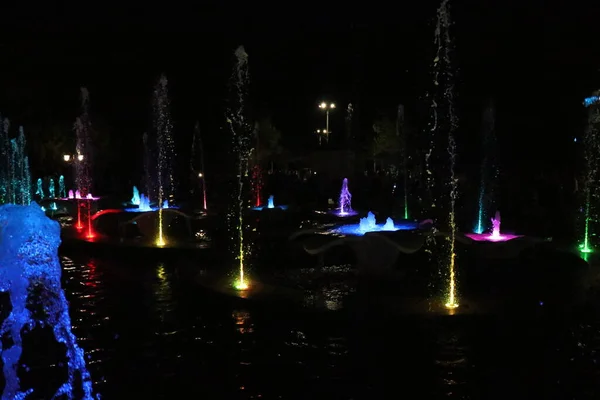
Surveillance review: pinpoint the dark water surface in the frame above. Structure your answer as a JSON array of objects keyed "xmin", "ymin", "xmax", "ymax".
[{"xmin": 57, "ymin": 249, "xmax": 600, "ymax": 400}]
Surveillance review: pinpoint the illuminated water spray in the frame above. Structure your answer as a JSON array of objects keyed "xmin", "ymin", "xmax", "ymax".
[
  {"xmin": 396, "ymin": 104, "xmax": 410, "ymax": 219},
  {"xmin": 0, "ymin": 203, "xmax": 96, "ymax": 399},
  {"xmin": 153, "ymin": 75, "xmax": 175, "ymax": 247},
  {"xmin": 74, "ymin": 88, "xmax": 94, "ymax": 237},
  {"xmin": 432, "ymin": 0, "xmax": 459, "ymax": 309},
  {"xmin": 474, "ymin": 101, "xmax": 498, "ymax": 234},
  {"xmin": 580, "ymin": 93, "xmax": 600, "ymax": 254},
  {"xmin": 0, "ymin": 124, "xmax": 32, "ymax": 206},
  {"xmin": 227, "ymin": 46, "xmax": 253, "ymax": 290},
  {"xmin": 191, "ymin": 122, "xmax": 208, "ymax": 210}
]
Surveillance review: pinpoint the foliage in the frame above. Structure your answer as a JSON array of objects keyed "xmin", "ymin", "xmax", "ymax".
[
  {"xmin": 254, "ymin": 116, "xmax": 282, "ymax": 162},
  {"xmin": 370, "ymin": 115, "xmax": 400, "ymax": 158}
]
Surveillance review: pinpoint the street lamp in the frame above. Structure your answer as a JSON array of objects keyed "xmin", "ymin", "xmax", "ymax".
[
  {"xmin": 318, "ymin": 102, "xmax": 335, "ymax": 144},
  {"xmin": 315, "ymin": 129, "xmax": 329, "ymax": 146},
  {"xmin": 63, "ymin": 154, "xmax": 84, "ymax": 162}
]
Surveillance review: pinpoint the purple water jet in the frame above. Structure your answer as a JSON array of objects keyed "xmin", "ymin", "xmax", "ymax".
[{"xmin": 328, "ymin": 178, "xmax": 358, "ymax": 217}]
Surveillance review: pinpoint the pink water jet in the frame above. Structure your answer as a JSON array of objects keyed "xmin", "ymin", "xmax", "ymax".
[{"xmin": 464, "ymin": 211, "xmax": 522, "ymax": 242}]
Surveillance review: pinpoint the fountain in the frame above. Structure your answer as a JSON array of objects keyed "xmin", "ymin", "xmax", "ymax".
[
  {"xmin": 59, "ymin": 175, "xmax": 66, "ymax": 198},
  {"xmin": 465, "ymin": 211, "xmax": 522, "ymax": 242},
  {"xmin": 191, "ymin": 122, "xmax": 208, "ymax": 210},
  {"xmin": 333, "ymin": 211, "xmax": 418, "ymax": 236},
  {"xmin": 425, "ymin": 0, "xmax": 460, "ymax": 310},
  {"xmin": 0, "ymin": 203, "xmax": 96, "ymax": 399},
  {"xmin": 131, "ymin": 185, "xmax": 141, "ymax": 205},
  {"xmin": 474, "ymin": 100, "xmax": 499, "ymax": 234},
  {"xmin": 139, "ymin": 193, "xmax": 151, "ymax": 211},
  {"xmin": 35, "ymin": 178, "xmax": 43, "ymax": 199},
  {"xmin": 49, "ymin": 178, "xmax": 55, "ymax": 198},
  {"xmin": 0, "ymin": 125, "xmax": 32, "ymax": 206},
  {"xmin": 396, "ymin": 104, "xmax": 411, "ymax": 219},
  {"xmin": 579, "ymin": 92, "xmax": 600, "ymax": 254},
  {"xmin": 251, "ymin": 193, "xmax": 288, "ymax": 211},
  {"xmin": 328, "ymin": 178, "xmax": 358, "ymax": 217},
  {"xmin": 227, "ymin": 46, "xmax": 253, "ymax": 290},
  {"xmin": 68, "ymin": 189, "xmax": 74, "ymax": 199},
  {"xmin": 74, "ymin": 88, "xmax": 95, "ymax": 238},
  {"xmin": 152, "ymin": 75, "xmax": 176, "ymax": 247}
]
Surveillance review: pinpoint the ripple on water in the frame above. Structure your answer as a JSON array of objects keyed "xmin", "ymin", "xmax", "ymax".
[{"xmin": 56, "ymin": 255, "xmax": 600, "ymax": 399}]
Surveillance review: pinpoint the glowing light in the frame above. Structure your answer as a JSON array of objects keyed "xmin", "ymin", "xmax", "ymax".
[
  {"xmin": 77, "ymin": 154, "xmax": 84, "ymax": 161},
  {"xmin": 198, "ymin": 172, "xmax": 203, "ymax": 178},
  {"xmin": 234, "ymin": 276, "xmax": 249, "ymax": 291},
  {"xmin": 63, "ymin": 154, "xmax": 71, "ymax": 162},
  {"xmin": 320, "ymin": 102, "xmax": 327, "ymax": 109},
  {"xmin": 584, "ymin": 96, "xmax": 600, "ymax": 107}
]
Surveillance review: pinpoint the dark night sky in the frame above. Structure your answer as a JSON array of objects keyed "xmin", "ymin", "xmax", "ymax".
[{"xmin": 0, "ymin": 0, "xmax": 597, "ymax": 181}]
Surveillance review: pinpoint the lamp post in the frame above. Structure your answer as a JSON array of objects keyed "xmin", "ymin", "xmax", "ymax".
[
  {"xmin": 318, "ymin": 102, "xmax": 335, "ymax": 144},
  {"xmin": 315, "ymin": 129, "xmax": 329, "ymax": 146}
]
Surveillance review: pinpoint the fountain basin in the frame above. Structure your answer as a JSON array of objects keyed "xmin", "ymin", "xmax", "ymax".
[
  {"xmin": 327, "ymin": 209, "xmax": 359, "ymax": 217},
  {"xmin": 464, "ymin": 233, "xmax": 523, "ymax": 242},
  {"xmin": 251, "ymin": 205, "xmax": 289, "ymax": 211}
]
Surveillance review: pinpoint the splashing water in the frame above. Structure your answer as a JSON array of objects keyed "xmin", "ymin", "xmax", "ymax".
[
  {"xmin": 36, "ymin": 178, "xmax": 43, "ymax": 199},
  {"xmin": 433, "ymin": 0, "xmax": 459, "ymax": 309},
  {"xmin": 227, "ymin": 46, "xmax": 252, "ymax": 290},
  {"xmin": 131, "ymin": 185, "xmax": 141, "ymax": 205},
  {"xmin": 1, "ymin": 126, "xmax": 32, "ymax": 206},
  {"xmin": 267, "ymin": 195, "xmax": 274, "ymax": 208},
  {"xmin": 334, "ymin": 211, "xmax": 417, "ymax": 236},
  {"xmin": 339, "ymin": 178, "xmax": 352, "ymax": 214},
  {"xmin": 396, "ymin": 104, "xmax": 410, "ymax": 219},
  {"xmin": 68, "ymin": 190, "xmax": 74, "ymax": 199},
  {"xmin": 153, "ymin": 75, "xmax": 176, "ymax": 247},
  {"xmin": 139, "ymin": 193, "xmax": 151, "ymax": 211},
  {"xmin": 0, "ymin": 203, "xmax": 96, "ymax": 399},
  {"xmin": 580, "ymin": 93, "xmax": 600, "ymax": 254},
  {"xmin": 490, "ymin": 211, "xmax": 501, "ymax": 239},
  {"xmin": 59, "ymin": 175, "xmax": 66, "ymax": 198},
  {"xmin": 49, "ymin": 178, "xmax": 55, "ymax": 198},
  {"xmin": 74, "ymin": 88, "xmax": 94, "ymax": 236}
]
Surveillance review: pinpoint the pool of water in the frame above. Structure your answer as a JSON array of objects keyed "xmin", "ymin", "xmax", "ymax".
[{"xmin": 47, "ymin": 250, "xmax": 600, "ymax": 399}]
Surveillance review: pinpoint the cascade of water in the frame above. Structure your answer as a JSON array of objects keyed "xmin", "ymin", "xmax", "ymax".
[
  {"xmin": 49, "ymin": 178, "xmax": 55, "ymax": 198},
  {"xmin": 580, "ymin": 93, "xmax": 600, "ymax": 253},
  {"xmin": 153, "ymin": 75, "xmax": 175, "ymax": 246},
  {"xmin": 36, "ymin": 178, "xmax": 43, "ymax": 199},
  {"xmin": 250, "ymin": 122, "xmax": 262, "ymax": 207},
  {"xmin": 0, "ymin": 203, "xmax": 96, "ymax": 399},
  {"xmin": 59, "ymin": 175, "xmax": 66, "ymax": 198},
  {"xmin": 227, "ymin": 46, "xmax": 253, "ymax": 290},
  {"xmin": 3, "ymin": 127, "xmax": 32, "ymax": 206},
  {"xmin": 430, "ymin": 0, "xmax": 459, "ymax": 309},
  {"xmin": 474, "ymin": 101, "xmax": 499, "ymax": 234}
]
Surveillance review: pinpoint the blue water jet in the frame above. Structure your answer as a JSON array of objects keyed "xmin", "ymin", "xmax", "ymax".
[
  {"xmin": 333, "ymin": 211, "xmax": 417, "ymax": 236},
  {"xmin": 267, "ymin": 195, "xmax": 274, "ymax": 208},
  {"xmin": 251, "ymin": 194, "xmax": 288, "ymax": 211},
  {"xmin": 0, "ymin": 203, "xmax": 96, "ymax": 399},
  {"xmin": 59, "ymin": 175, "xmax": 66, "ymax": 198},
  {"xmin": 131, "ymin": 185, "xmax": 140, "ymax": 205},
  {"xmin": 35, "ymin": 178, "xmax": 43, "ymax": 199}
]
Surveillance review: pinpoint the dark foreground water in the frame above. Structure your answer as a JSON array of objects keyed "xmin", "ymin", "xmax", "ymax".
[{"xmin": 47, "ymin": 251, "xmax": 600, "ymax": 400}]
